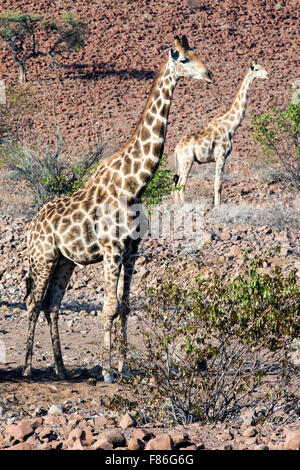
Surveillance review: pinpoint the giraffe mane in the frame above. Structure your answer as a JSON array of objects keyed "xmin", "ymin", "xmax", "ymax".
[
  {"xmin": 123, "ymin": 58, "xmax": 169, "ymax": 150},
  {"xmin": 220, "ymin": 66, "xmax": 251, "ymax": 117},
  {"xmin": 85, "ymin": 56, "xmax": 170, "ymax": 185}
]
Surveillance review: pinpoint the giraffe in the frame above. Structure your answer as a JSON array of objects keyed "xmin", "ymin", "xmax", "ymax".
[
  {"xmin": 173, "ymin": 60, "xmax": 269, "ymax": 207},
  {"xmin": 23, "ymin": 36, "xmax": 214, "ymax": 383}
]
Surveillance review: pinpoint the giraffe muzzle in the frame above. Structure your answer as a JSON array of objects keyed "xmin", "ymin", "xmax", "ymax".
[{"xmin": 205, "ymin": 70, "xmax": 214, "ymax": 83}]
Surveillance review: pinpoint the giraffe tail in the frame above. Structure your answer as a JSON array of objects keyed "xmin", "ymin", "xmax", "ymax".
[
  {"xmin": 23, "ymin": 274, "xmax": 33, "ymax": 302},
  {"xmin": 173, "ymin": 149, "xmax": 179, "ymax": 186}
]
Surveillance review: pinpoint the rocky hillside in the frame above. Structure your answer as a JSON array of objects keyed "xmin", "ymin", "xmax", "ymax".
[
  {"xmin": 0, "ymin": 0, "xmax": 299, "ymax": 452},
  {"xmin": 0, "ymin": 0, "xmax": 299, "ymax": 156}
]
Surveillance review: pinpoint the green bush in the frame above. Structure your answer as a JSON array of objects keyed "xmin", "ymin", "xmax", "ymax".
[
  {"xmin": 142, "ymin": 154, "xmax": 175, "ymax": 208},
  {"xmin": 125, "ymin": 250, "xmax": 299, "ymax": 425},
  {"xmin": 252, "ymin": 97, "xmax": 300, "ymax": 187},
  {"xmin": 2, "ymin": 133, "xmax": 104, "ymax": 206}
]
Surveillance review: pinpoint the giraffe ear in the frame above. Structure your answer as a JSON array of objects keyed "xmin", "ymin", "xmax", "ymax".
[
  {"xmin": 181, "ymin": 35, "xmax": 190, "ymax": 50},
  {"xmin": 174, "ymin": 36, "xmax": 182, "ymax": 50},
  {"xmin": 170, "ymin": 48, "xmax": 179, "ymax": 61}
]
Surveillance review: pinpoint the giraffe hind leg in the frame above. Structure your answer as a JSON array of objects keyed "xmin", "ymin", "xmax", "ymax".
[
  {"xmin": 42, "ymin": 255, "xmax": 75, "ymax": 379},
  {"xmin": 24, "ymin": 264, "xmax": 56, "ymax": 377},
  {"xmin": 24, "ymin": 296, "xmax": 43, "ymax": 377}
]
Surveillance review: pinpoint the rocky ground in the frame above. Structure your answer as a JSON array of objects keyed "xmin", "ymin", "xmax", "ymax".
[
  {"xmin": 0, "ymin": 409, "xmax": 300, "ymax": 451},
  {"xmin": 0, "ymin": 0, "xmax": 299, "ymax": 452},
  {"xmin": 0, "ymin": 209, "xmax": 299, "ymax": 451}
]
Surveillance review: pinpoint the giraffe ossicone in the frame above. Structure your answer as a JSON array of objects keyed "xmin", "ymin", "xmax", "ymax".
[
  {"xmin": 23, "ymin": 36, "xmax": 213, "ymax": 383},
  {"xmin": 174, "ymin": 60, "xmax": 269, "ymax": 207}
]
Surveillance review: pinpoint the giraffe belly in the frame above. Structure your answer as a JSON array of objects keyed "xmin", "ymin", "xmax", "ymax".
[
  {"xmin": 194, "ymin": 146, "xmax": 214, "ymax": 164},
  {"xmin": 59, "ymin": 240, "xmax": 104, "ymax": 266}
]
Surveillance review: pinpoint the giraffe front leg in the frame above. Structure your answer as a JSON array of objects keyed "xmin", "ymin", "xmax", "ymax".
[
  {"xmin": 214, "ymin": 141, "xmax": 231, "ymax": 208},
  {"xmin": 174, "ymin": 186, "xmax": 179, "ymax": 204},
  {"xmin": 214, "ymin": 156, "xmax": 226, "ymax": 208},
  {"xmin": 102, "ymin": 306, "xmax": 118, "ymax": 384},
  {"xmin": 102, "ymin": 248, "xmax": 122, "ymax": 384},
  {"xmin": 179, "ymin": 184, "xmax": 185, "ymax": 205},
  {"xmin": 174, "ymin": 184, "xmax": 185, "ymax": 205},
  {"xmin": 117, "ymin": 240, "xmax": 139, "ymax": 379},
  {"xmin": 177, "ymin": 151, "xmax": 194, "ymax": 205},
  {"xmin": 45, "ymin": 310, "xmax": 66, "ymax": 379}
]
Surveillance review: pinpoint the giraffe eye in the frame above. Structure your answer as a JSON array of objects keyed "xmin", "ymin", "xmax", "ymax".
[{"xmin": 180, "ymin": 58, "xmax": 190, "ymax": 64}]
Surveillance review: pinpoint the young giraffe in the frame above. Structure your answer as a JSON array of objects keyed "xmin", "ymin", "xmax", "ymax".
[
  {"xmin": 23, "ymin": 36, "xmax": 214, "ymax": 383},
  {"xmin": 174, "ymin": 60, "xmax": 269, "ymax": 207}
]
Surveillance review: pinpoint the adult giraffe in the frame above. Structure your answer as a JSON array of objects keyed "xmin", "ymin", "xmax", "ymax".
[
  {"xmin": 174, "ymin": 60, "xmax": 269, "ymax": 206},
  {"xmin": 23, "ymin": 36, "xmax": 214, "ymax": 383}
]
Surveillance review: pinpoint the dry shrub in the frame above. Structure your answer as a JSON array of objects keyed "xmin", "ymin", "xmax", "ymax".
[{"xmin": 116, "ymin": 251, "xmax": 300, "ymax": 426}]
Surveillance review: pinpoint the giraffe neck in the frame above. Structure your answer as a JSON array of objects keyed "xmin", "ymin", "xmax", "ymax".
[
  {"xmin": 89, "ymin": 57, "xmax": 179, "ymax": 202},
  {"xmin": 223, "ymin": 68, "xmax": 254, "ymax": 135},
  {"xmin": 122, "ymin": 58, "xmax": 178, "ymax": 198}
]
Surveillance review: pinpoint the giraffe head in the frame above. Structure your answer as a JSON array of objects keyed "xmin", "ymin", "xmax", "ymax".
[
  {"xmin": 169, "ymin": 35, "xmax": 214, "ymax": 83},
  {"xmin": 249, "ymin": 60, "xmax": 269, "ymax": 80}
]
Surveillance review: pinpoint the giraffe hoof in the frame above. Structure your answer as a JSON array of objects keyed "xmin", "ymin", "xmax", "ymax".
[
  {"xmin": 118, "ymin": 367, "xmax": 132, "ymax": 381},
  {"xmin": 56, "ymin": 373, "xmax": 67, "ymax": 380},
  {"xmin": 55, "ymin": 369, "xmax": 67, "ymax": 380},
  {"xmin": 102, "ymin": 371, "xmax": 115, "ymax": 384},
  {"xmin": 23, "ymin": 367, "xmax": 32, "ymax": 378}
]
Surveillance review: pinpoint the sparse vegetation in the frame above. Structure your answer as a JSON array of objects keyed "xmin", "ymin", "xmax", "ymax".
[
  {"xmin": 252, "ymin": 97, "xmax": 300, "ymax": 188},
  {"xmin": 207, "ymin": 200, "xmax": 300, "ymax": 230},
  {"xmin": 119, "ymin": 250, "xmax": 300, "ymax": 425},
  {"xmin": 142, "ymin": 154, "xmax": 175, "ymax": 208},
  {"xmin": 1, "ymin": 132, "xmax": 105, "ymax": 206},
  {"xmin": 255, "ymin": 165, "xmax": 286, "ymax": 185},
  {"xmin": 0, "ymin": 11, "xmax": 89, "ymax": 83}
]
